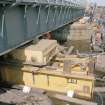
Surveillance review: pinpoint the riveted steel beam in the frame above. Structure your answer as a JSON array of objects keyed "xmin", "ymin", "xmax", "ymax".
[{"xmin": 0, "ymin": 0, "xmax": 85, "ymax": 56}]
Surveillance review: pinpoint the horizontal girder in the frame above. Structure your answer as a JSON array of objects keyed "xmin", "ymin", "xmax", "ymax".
[
  {"xmin": 0, "ymin": 0, "xmax": 84, "ymax": 56},
  {"xmin": 0, "ymin": 0, "xmax": 84, "ymax": 9}
]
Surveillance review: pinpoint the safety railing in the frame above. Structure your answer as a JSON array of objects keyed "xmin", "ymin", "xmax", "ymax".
[{"xmin": 0, "ymin": 0, "xmax": 84, "ymax": 9}]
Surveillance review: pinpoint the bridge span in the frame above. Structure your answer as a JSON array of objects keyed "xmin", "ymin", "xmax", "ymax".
[{"xmin": 0, "ymin": 0, "xmax": 84, "ymax": 55}]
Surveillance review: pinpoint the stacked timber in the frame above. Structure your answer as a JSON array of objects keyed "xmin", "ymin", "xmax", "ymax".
[
  {"xmin": 95, "ymin": 53, "xmax": 105, "ymax": 73},
  {"xmin": 0, "ymin": 64, "xmax": 95, "ymax": 100},
  {"xmin": 67, "ymin": 22, "xmax": 93, "ymax": 52},
  {"xmin": 6, "ymin": 39, "xmax": 58, "ymax": 66}
]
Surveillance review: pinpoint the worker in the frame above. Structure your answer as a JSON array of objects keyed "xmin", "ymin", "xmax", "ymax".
[
  {"xmin": 100, "ymin": 23, "xmax": 105, "ymax": 50},
  {"xmin": 43, "ymin": 32, "xmax": 52, "ymax": 39},
  {"xmin": 89, "ymin": 7, "xmax": 94, "ymax": 23},
  {"xmin": 97, "ymin": 15, "xmax": 103, "ymax": 25},
  {"xmin": 100, "ymin": 23, "xmax": 105, "ymax": 33},
  {"xmin": 91, "ymin": 32, "xmax": 104, "ymax": 52}
]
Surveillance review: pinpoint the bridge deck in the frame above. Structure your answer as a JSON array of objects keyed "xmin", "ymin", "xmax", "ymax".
[{"xmin": 0, "ymin": 0, "xmax": 84, "ymax": 56}]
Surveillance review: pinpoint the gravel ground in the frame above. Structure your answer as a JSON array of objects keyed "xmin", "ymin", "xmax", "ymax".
[{"xmin": 0, "ymin": 84, "xmax": 52, "ymax": 105}]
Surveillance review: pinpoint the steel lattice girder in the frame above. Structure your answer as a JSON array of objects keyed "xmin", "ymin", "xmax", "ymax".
[{"xmin": 0, "ymin": 0, "xmax": 84, "ymax": 56}]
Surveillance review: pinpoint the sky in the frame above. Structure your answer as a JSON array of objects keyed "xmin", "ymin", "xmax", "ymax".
[{"xmin": 90, "ymin": 0, "xmax": 105, "ymax": 6}]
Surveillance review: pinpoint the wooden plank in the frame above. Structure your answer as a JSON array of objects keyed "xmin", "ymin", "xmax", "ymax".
[
  {"xmin": 65, "ymin": 46, "xmax": 74, "ymax": 55},
  {"xmin": 12, "ymin": 85, "xmax": 46, "ymax": 94},
  {"xmin": 94, "ymin": 87, "xmax": 105, "ymax": 93},
  {"xmin": 39, "ymin": 69, "xmax": 95, "ymax": 80},
  {"xmin": 49, "ymin": 94, "xmax": 97, "ymax": 105}
]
